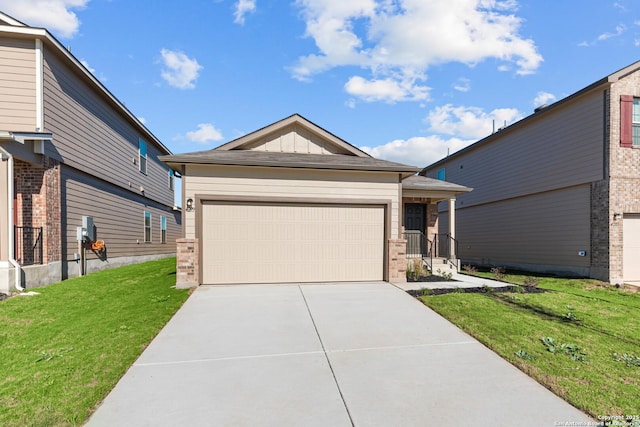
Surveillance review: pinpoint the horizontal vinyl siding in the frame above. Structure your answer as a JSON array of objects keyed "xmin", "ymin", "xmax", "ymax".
[
  {"xmin": 430, "ymin": 90, "xmax": 604, "ymax": 208},
  {"xmin": 443, "ymin": 185, "xmax": 591, "ymax": 268},
  {"xmin": 42, "ymin": 48, "xmax": 174, "ymax": 207},
  {"xmin": 184, "ymin": 165, "xmax": 401, "ymax": 239},
  {"xmin": 0, "ymin": 37, "xmax": 36, "ymax": 131},
  {"xmin": 62, "ymin": 166, "xmax": 181, "ymax": 262}
]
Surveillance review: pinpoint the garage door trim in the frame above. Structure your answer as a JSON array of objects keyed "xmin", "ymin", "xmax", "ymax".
[{"xmin": 194, "ymin": 194, "xmax": 392, "ymax": 284}]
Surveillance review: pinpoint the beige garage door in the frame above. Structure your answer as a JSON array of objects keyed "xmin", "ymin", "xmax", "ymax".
[
  {"xmin": 623, "ymin": 214, "xmax": 640, "ymax": 282},
  {"xmin": 201, "ymin": 202, "xmax": 385, "ymax": 284}
]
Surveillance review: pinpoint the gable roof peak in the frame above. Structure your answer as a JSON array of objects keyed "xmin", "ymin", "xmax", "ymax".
[{"xmin": 214, "ymin": 114, "xmax": 372, "ymax": 158}]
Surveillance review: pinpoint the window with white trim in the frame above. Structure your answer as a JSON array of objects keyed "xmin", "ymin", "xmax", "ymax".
[
  {"xmin": 437, "ymin": 168, "xmax": 446, "ymax": 181},
  {"xmin": 139, "ymin": 139, "xmax": 147, "ymax": 175},
  {"xmin": 633, "ymin": 98, "xmax": 640, "ymax": 146},
  {"xmin": 168, "ymin": 169, "xmax": 174, "ymax": 191},
  {"xmin": 161, "ymin": 216, "xmax": 167, "ymax": 244},
  {"xmin": 144, "ymin": 211, "xmax": 152, "ymax": 242}
]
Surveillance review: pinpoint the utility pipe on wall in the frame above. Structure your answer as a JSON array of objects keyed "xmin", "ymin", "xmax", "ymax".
[{"xmin": 0, "ymin": 144, "xmax": 24, "ymax": 291}]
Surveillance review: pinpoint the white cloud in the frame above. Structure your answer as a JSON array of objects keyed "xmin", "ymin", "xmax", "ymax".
[
  {"xmin": 345, "ymin": 98, "xmax": 357, "ymax": 109},
  {"xmin": 361, "ymin": 135, "xmax": 474, "ymax": 167},
  {"xmin": 452, "ymin": 77, "xmax": 471, "ymax": 93},
  {"xmin": 234, "ymin": 0, "xmax": 256, "ymax": 25},
  {"xmin": 292, "ymin": 0, "xmax": 542, "ymax": 102},
  {"xmin": 597, "ymin": 24, "xmax": 626, "ymax": 41},
  {"xmin": 426, "ymin": 104, "xmax": 522, "ymax": 139},
  {"xmin": 159, "ymin": 49, "xmax": 203, "ymax": 89},
  {"xmin": 344, "ymin": 74, "xmax": 430, "ymax": 103},
  {"xmin": 185, "ymin": 123, "xmax": 224, "ymax": 144},
  {"xmin": 0, "ymin": 0, "xmax": 88, "ymax": 38},
  {"xmin": 580, "ymin": 24, "xmax": 626, "ymax": 46},
  {"xmin": 533, "ymin": 91, "xmax": 556, "ymax": 107},
  {"xmin": 361, "ymin": 102, "xmax": 523, "ymax": 167}
]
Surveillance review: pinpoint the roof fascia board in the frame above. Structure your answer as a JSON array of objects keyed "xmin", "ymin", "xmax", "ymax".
[
  {"xmin": 160, "ymin": 157, "xmax": 419, "ymax": 175},
  {"xmin": 403, "ymin": 190, "xmax": 462, "ymax": 200},
  {"xmin": 0, "ymin": 131, "xmax": 53, "ymax": 143},
  {"xmin": 605, "ymin": 60, "xmax": 640, "ymax": 82},
  {"xmin": 0, "ymin": 12, "xmax": 27, "ymax": 26},
  {"xmin": 403, "ymin": 189, "xmax": 469, "ymax": 199},
  {"xmin": 216, "ymin": 114, "xmax": 371, "ymax": 158},
  {"xmin": 0, "ymin": 25, "xmax": 172, "ymax": 156}
]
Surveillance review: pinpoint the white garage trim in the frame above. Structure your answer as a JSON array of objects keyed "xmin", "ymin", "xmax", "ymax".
[
  {"xmin": 623, "ymin": 214, "xmax": 640, "ymax": 282},
  {"xmin": 196, "ymin": 196, "xmax": 390, "ymax": 284}
]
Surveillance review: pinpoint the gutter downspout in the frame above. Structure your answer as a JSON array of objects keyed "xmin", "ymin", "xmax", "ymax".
[{"xmin": 0, "ymin": 145, "xmax": 23, "ymax": 291}]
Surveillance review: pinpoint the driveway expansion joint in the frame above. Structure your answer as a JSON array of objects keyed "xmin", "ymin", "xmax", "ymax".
[{"xmin": 298, "ymin": 284, "xmax": 355, "ymax": 427}]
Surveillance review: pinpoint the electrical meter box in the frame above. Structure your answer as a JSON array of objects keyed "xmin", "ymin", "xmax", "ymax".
[{"xmin": 82, "ymin": 216, "xmax": 94, "ymax": 241}]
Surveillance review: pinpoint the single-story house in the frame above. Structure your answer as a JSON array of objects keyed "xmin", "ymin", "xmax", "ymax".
[{"xmin": 161, "ymin": 114, "xmax": 471, "ymax": 286}]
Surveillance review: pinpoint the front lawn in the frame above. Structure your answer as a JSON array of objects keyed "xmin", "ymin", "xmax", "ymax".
[
  {"xmin": 0, "ymin": 257, "xmax": 190, "ymax": 427},
  {"xmin": 420, "ymin": 273, "xmax": 640, "ymax": 419}
]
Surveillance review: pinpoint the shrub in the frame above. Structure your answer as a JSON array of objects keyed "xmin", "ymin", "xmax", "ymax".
[
  {"xmin": 462, "ymin": 264, "xmax": 478, "ymax": 274},
  {"xmin": 491, "ymin": 266, "xmax": 507, "ymax": 281}
]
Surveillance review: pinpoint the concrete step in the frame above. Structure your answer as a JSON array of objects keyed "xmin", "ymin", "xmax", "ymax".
[{"xmin": 424, "ymin": 257, "xmax": 459, "ymax": 275}]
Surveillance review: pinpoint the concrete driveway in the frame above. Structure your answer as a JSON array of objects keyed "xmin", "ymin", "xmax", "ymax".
[{"xmin": 86, "ymin": 282, "xmax": 594, "ymax": 426}]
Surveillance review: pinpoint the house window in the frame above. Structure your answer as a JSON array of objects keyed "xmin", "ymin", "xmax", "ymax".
[
  {"xmin": 144, "ymin": 211, "xmax": 151, "ymax": 242},
  {"xmin": 437, "ymin": 168, "xmax": 446, "ymax": 181},
  {"xmin": 633, "ymin": 99, "xmax": 640, "ymax": 146},
  {"xmin": 168, "ymin": 169, "xmax": 174, "ymax": 191},
  {"xmin": 161, "ymin": 216, "xmax": 167, "ymax": 244},
  {"xmin": 139, "ymin": 139, "xmax": 147, "ymax": 174}
]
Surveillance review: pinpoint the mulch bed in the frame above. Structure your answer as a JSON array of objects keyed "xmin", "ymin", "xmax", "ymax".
[
  {"xmin": 407, "ymin": 285, "xmax": 548, "ymax": 297},
  {"xmin": 407, "ymin": 275, "xmax": 458, "ymax": 283}
]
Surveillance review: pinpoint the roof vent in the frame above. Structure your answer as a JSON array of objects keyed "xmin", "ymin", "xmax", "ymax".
[{"xmin": 534, "ymin": 104, "xmax": 548, "ymax": 113}]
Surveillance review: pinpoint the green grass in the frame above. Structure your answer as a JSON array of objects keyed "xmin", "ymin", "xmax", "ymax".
[
  {"xmin": 420, "ymin": 272, "xmax": 640, "ymax": 418},
  {"xmin": 0, "ymin": 258, "xmax": 190, "ymax": 427}
]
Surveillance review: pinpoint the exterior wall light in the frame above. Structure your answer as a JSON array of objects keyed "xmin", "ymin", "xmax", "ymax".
[
  {"xmin": 186, "ymin": 198, "xmax": 194, "ymax": 212},
  {"xmin": 613, "ymin": 213, "xmax": 622, "ymax": 221}
]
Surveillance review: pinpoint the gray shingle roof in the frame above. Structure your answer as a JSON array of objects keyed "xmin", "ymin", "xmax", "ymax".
[
  {"xmin": 402, "ymin": 175, "xmax": 472, "ymax": 193},
  {"xmin": 160, "ymin": 150, "xmax": 421, "ymax": 174}
]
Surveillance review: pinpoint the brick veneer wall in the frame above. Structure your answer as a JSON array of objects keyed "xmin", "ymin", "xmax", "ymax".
[
  {"xmin": 176, "ymin": 238, "xmax": 199, "ymax": 287},
  {"xmin": 606, "ymin": 73, "xmax": 640, "ymax": 283},
  {"xmin": 388, "ymin": 238, "xmax": 407, "ymax": 283},
  {"xmin": 14, "ymin": 156, "xmax": 61, "ymax": 265}
]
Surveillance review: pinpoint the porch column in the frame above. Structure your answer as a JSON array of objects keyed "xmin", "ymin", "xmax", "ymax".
[{"xmin": 448, "ymin": 198, "xmax": 456, "ymax": 258}]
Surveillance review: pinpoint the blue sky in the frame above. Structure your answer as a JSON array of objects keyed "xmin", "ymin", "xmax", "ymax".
[{"xmin": 3, "ymin": 0, "xmax": 640, "ymax": 169}]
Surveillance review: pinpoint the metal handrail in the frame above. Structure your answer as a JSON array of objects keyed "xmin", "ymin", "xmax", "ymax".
[
  {"xmin": 403, "ymin": 231, "xmax": 461, "ymax": 272},
  {"xmin": 14, "ymin": 226, "xmax": 43, "ymax": 266},
  {"xmin": 404, "ymin": 230, "xmax": 429, "ymax": 257},
  {"xmin": 432, "ymin": 233, "xmax": 459, "ymax": 269}
]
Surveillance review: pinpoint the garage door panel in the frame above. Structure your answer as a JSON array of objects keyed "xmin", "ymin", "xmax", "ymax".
[{"xmin": 202, "ymin": 202, "xmax": 384, "ymax": 284}]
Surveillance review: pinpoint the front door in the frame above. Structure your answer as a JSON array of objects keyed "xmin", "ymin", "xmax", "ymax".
[
  {"xmin": 404, "ymin": 204, "xmax": 426, "ymax": 255},
  {"xmin": 405, "ymin": 204, "xmax": 425, "ymax": 232}
]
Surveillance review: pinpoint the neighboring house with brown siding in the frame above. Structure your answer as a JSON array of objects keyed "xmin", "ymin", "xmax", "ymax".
[
  {"xmin": 0, "ymin": 12, "xmax": 181, "ymax": 291},
  {"xmin": 422, "ymin": 60, "xmax": 640, "ymax": 285}
]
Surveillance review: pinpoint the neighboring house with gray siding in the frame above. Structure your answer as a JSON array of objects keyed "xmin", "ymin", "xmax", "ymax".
[
  {"xmin": 0, "ymin": 12, "xmax": 180, "ymax": 291},
  {"xmin": 422, "ymin": 60, "xmax": 640, "ymax": 285}
]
